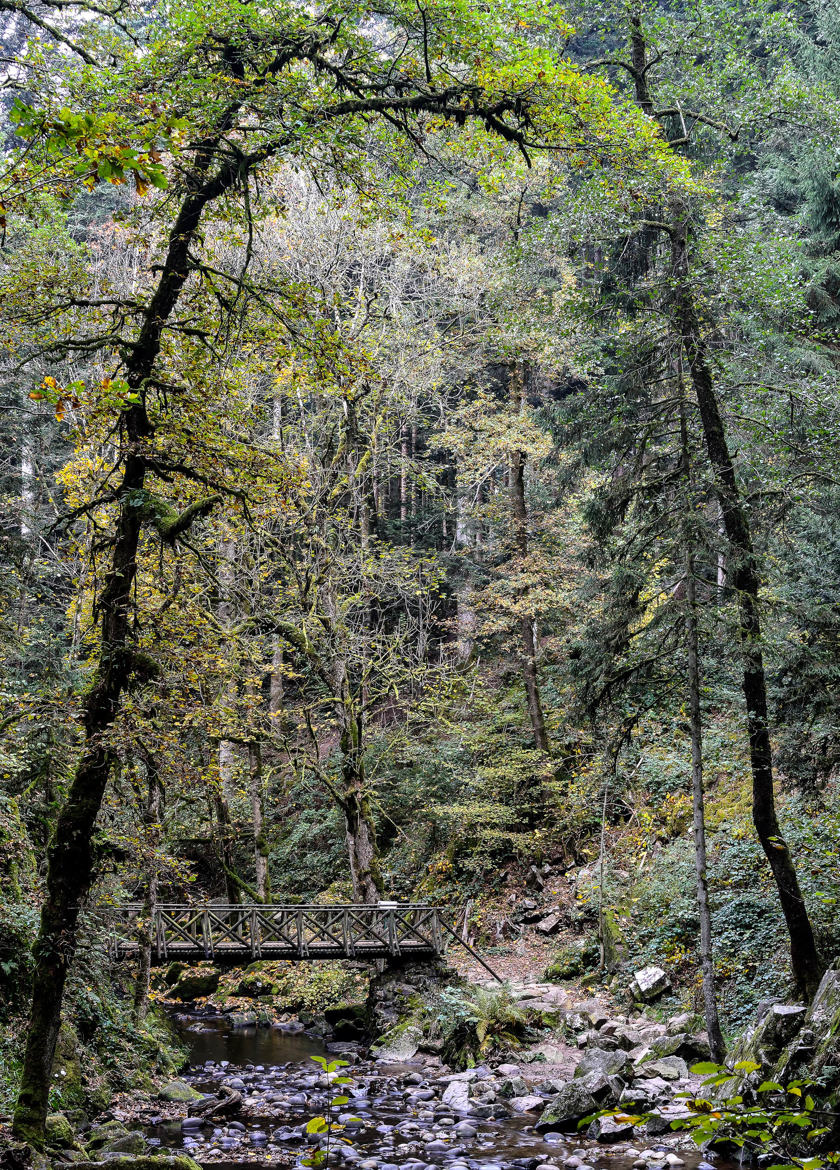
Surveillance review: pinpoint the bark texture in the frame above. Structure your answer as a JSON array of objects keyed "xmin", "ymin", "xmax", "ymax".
[{"xmin": 249, "ymin": 740, "xmax": 270, "ymax": 901}]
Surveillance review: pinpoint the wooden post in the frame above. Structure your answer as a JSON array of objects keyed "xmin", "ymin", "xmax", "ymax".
[{"xmin": 251, "ymin": 906, "xmax": 260, "ymax": 959}]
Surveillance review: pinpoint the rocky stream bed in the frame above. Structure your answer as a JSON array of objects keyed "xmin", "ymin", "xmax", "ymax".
[{"xmin": 82, "ymin": 999, "xmax": 728, "ymax": 1170}]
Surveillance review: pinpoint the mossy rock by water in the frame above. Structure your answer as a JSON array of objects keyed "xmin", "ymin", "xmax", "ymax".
[
  {"xmin": 164, "ymin": 962, "xmax": 187, "ymax": 987},
  {"xmin": 169, "ymin": 968, "xmax": 220, "ymax": 1000},
  {"xmin": 371, "ymin": 1021, "xmax": 423, "ymax": 1061},
  {"xmin": 99, "ymin": 1134, "xmax": 147, "ymax": 1156},
  {"xmin": 63, "ymin": 1158, "xmax": 202, "ymax": 1170},
  {"xmin": 87, "ymin": 1121, "xmax": 131, "ymax": 1150},
  {"xmin": 157, "ymin": 1080, "xmax": 202, "ymax": 1103},
  {"xmin": 234, "ymin": 971, "xmax": 280, "ymax": 997},
  {"xmin": 216, "ymin": 960, "xmax": 368, "ymax": 1014}
]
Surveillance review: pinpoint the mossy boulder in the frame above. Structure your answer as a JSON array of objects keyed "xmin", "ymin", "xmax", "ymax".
[
  {"xmin": 371, "ymin": 1021, "xmax": 423, "ymax": 1061},
  {"xmin": 66, "ymin": 1158, "xmax": 202, "ymax": 1170},
  {"xmin": 228, "ymin": 1011, "xmax": 257, "ymax": 1027},
  {"xmin": 164, "ymin": 962, "xmax": 187, "ymax": 987},
  {"xmin": 169, "ymin": 968, "xmax": 220, "ymax": 1000},
  {"xmin": 574, "ymin": 1048, "xmax": 629, "ymax": 1080},
  {"xmin": 808, "ymin": 969, "xmax": 840, "ymax": 1084},
  {"xmin": 88, "ymin": 1121, "xmax": 131, "ymax": 1150},
  {"xmin": 544, "ymin": 939, "xmax": 598, "ymax": 982},
  {"xmin": 45, "ymin": 1114, "xmax": 76, "ymax": 1148},
  {"xmin": 535, "ymin": 1076, "xmax": 616, "ymax": 1132},
  {"xmin": 157, "ymin": 1080, "xmax": 202, "ymax": 1103},
  {"xmin": 52, "ymin": 1023, "xmax": 83, "ymax": 1099},
  {"xmin": 234, "ymin": 967, "xmax": 280, "ymax": 997},
  {"xmin": 101, "ymin": 1133, "xmax": 147, "ymax": 1156}
]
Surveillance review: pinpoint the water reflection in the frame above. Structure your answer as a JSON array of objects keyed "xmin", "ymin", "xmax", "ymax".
[{"xmin": 174, "ymin": 1014, "xmax": 326, "ymax": 1067}]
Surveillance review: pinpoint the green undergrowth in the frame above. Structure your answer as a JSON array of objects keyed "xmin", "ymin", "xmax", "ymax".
[
  {"xmin": 543, "ymin": 773, "xmax": 840, "ymax": 1029},
  {"xmin": 376, "ymin": 983, "xmax": 539, "ymax": 1070},
  {"xmin": 164, "ymin": 959, "xmax": 369, "ymax": 1016},
  {"xmin": 0, "ymin": 1001, "xmax": 185, "ymax": 1120}
]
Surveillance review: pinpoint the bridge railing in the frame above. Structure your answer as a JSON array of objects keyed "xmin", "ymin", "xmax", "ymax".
[{"xmin": 108, "ymin": 902, "xmax": 448, "ymax": 963}]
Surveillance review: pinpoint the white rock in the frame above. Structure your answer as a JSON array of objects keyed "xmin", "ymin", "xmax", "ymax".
[{"xmin": 631, "ymin": 966, "xmax": 671, "ymax": 1001}]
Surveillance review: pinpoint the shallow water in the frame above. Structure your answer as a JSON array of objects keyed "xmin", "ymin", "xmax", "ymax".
[
  {"xmin": 147, "ymin": 1012, "xmax": 728, "ymax": 1170},
  {"xmin": 172, "ymin": 1015, "xmax": 327, "ymax": 1067}
]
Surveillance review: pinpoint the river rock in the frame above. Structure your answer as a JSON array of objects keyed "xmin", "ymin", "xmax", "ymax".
[
  {"xmin": 498, "ymin": 1076, "xmax": 529, "ymax": 1098},
  {"xmin": 169, "ymin": 969, "xmax": 220, "ymax": 1000},
  {"xmin": 536, "ymin": 1076, "xmax": 615, "ymax": 1132},
  {"xmin": 100, "ymin": 1133, "xmax": 148, "ymax": 1156},
  {"xmin": 442, "ymin": 1081, "xmax": 472, "ymax": 1112},
  {"xmin": 509, "ymin": 1095, "xmax": 545, "ymax": 1113},
  {"xmin": 648, "ymin": 1033, "xmax": 711, "ymax": 1064},
  {"xmin": 636, "ymin": 1057, "xmax": 687, "ymax": 1081},
  {"xmin": 372, "ymin": 1024, "xmax": 423, "ymax": 1062},
  {"xmin": 586, "ymin": 1115, "xmax": 635, "ymax": 1142},
  {"xmin": 574, "ymin": 1049, "xmax": 629, "ymax": 1080},
  {"xmin": 228, "ymin": 1012, "xmax": 257, "ymax": 1027},
  {"xmin": 630, "ymin": 967, "xmax": 671, "ymax": 1002},
  {"xmin": 158, "ymin": 1080, "xmax": 203, "ymax": 1103},
  {"xmin": 88, "ymin": 1122, "xmax": 131, "ymax": 1150}
]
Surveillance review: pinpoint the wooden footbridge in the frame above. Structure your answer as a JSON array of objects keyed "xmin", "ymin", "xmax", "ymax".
[{"xmin": 108, "ymin": 902, "xmax": 491, "ymax": 969}]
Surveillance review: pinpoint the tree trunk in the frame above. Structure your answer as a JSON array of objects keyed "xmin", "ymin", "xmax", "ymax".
[
  {"xmin": 214, "ymin": 784, "xmax": 241, "ymax": 905},
  {"xmin": 249, "ymin": 740, "xmax": 270, "ymax": 901},
  {"xmin": 343, "ymin": 784, "xmax": 384, "ymax": 904},
  {"xmin": 340, "ymin": 713, "xmax": 384, "ymax": 903},
  {"xmin": 671, "ymin": 218, "xmax": 824, "ymax": 999},
  {"xmin": 269, "ymin": 643, "xmax": 284, "ymax": 718},
  {"xmin": 400, "ymin": 425, "xmax": 409, "ymax": 534},
  {"xmin": 509, "ymin": 363, "xmax": 550, "ymax": 755},
  {"xmin": 679, "ymin": 402, "xmax": 725, "ymax": 1058},
  {"xmin": 134, "ymin": 755, "xmax": 163, "ymax": 1021},
  {"xmin": 12, "ymin": 451, "xmax": 146, "ymax": 1141},
  {"xmin": 685, "ymin": 548, "xmax": 726, "ymax": 1061}
]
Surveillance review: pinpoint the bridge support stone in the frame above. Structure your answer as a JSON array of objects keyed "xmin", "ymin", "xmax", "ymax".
[{"xmin": 366, "ymin": 955, "xmax": 460, "ymax": 1042}]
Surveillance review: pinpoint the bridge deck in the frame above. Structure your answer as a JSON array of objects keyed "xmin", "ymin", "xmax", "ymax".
[{"xmin": 109, "ymin": 903, "xmax": 448, "ymax": 966}]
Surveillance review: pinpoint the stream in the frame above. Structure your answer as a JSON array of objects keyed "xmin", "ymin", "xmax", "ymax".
[{"xmin": 142, "ymin": 1013, "xmax": 726, "ymax": 1170}]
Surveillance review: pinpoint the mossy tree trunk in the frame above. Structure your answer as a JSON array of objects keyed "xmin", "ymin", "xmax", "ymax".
[
  {"xmin": 340, "ymin": 709, "xmax": 384, "ymax": 904},
  {"xmin": 249, "ymin": 740, "xmax": 271, "ymax": 901}
]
